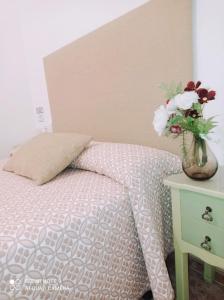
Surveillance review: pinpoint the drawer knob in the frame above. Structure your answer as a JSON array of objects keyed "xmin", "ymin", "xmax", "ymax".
[
  {"xmin": 202, "ymin": 206, "xmax": 213, "ymax": 222},
  {"xmin": 200, "ymin": 236, "xmax": 211, "ymax": 252}
]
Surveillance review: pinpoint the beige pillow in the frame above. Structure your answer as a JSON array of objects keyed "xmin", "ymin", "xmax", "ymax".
[{"xmin": 3, "ymin": 132, "xmax": 92, "ymax": 185}]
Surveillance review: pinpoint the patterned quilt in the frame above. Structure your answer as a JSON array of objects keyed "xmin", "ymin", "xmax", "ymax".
[{"xmin": 0, "ymin": 142, "xmax": 181, "ymax": 300}]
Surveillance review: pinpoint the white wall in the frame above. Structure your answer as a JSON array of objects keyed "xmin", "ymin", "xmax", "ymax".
[
  {"xmin": 193, "ymin": 0, "xmax": 224, "ymax": 163},
  {"xmin": 0, "ymin": 1, "xmax": 37, "ymax": 159}
]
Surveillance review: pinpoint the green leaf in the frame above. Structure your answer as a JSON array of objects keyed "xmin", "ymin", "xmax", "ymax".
[
  {"xmin": 166, "ymin": 113, "xmax": 217, "ymax": 138},
  {"xmin": 160, "ymin": 81, "xmax": 183, "ymax": 100},
  {"xmin": 192, "ymin": 102, "xmax": 202, "ymax": 114}
]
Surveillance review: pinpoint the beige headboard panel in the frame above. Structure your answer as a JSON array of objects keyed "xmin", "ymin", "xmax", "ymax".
[{"xmin": 44, "ymin": 0, "xmax": 192, "ymax": 155}]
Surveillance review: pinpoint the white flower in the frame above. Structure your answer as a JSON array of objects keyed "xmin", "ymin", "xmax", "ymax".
[
  {"xmin": 174, "ymin": 91, "xmax": 198, "ymax": 110},
  {"xmin": 166, "ymin": 98, "xmax": 177, "ymax": 115},
  {"xmin": 153, "ymin": 105, "xmax": 169, "ymax": 136}
]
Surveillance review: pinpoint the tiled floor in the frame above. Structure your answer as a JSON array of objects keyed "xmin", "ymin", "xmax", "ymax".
[{"xmin": 143, "ymin": 254, "xmax": 224, "ymax": 300}]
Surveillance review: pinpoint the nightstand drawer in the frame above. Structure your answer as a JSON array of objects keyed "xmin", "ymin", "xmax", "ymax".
[
  {"xmin": 182, "ymin": 216, "xmax": 224, "ymax": 258},
  {"xmin": 180, "ymin": 190, "xmax": 224, "ymax": 229}
]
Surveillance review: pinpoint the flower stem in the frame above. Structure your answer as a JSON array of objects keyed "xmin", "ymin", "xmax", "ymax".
[{"xmin": 194, "ymin": 135, "xmax": 207, "ymax": 167}]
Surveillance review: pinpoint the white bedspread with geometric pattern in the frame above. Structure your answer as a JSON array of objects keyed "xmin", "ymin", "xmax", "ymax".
[{"xmin": 0, "ymin": 142, "xmax": 181, "ymax": 300}]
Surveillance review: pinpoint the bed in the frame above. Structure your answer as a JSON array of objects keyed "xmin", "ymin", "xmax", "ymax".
[
  {"xmin": 0, "ymin": 143, "xmax": 181, "ymax": 300},
  {"xmin": 0, "ymin": 0, "xmax": 192, "ymax": 299}
]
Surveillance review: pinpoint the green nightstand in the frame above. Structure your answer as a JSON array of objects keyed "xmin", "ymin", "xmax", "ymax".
[{"xmin": 164, "ymin": 169, "xmax": 224, "ymax": 300}]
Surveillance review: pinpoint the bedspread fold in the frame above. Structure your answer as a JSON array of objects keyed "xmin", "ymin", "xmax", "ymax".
[{"xmin": 74, "ymin": 142, "xmax": 182, "ymax": 300}]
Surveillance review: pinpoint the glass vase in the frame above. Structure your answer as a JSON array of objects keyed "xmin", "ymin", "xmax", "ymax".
[{"xmin": 182, "ymin": 134, "xmax": 218, "ymax": 180}]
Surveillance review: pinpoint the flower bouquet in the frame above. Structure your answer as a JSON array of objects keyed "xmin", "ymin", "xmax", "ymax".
[{"xmin": 153, "ymin": 81, "xmax": 218, "ymax": 180}]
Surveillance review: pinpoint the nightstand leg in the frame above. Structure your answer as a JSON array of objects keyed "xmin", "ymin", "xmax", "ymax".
[
  {"xmin": 203, "ymin": 263, "xmax": 215, "ymax": 284},
  {"xmin": 175, "ymin": 245, "xmax": 189, "ymax": 300}
]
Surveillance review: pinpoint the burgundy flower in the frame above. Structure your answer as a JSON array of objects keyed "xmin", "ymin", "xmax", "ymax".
[
  {"xmin": 197, "ymin": 88, "xmax": 216, "ymax": 104},
  {"xmin": 170, "ymin": 125, "xmax": 182, "ymax": 134},
  {"xmin": 184, "ymin": 81, "xmax": 201, "ymax": 91},
  {"xmin": 184, "ymin": 81, "xmax": 216, "ymax": 104},
  {"xmin": 185, "ymin": 109, "xmax": 200, "ymax": 118}
]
